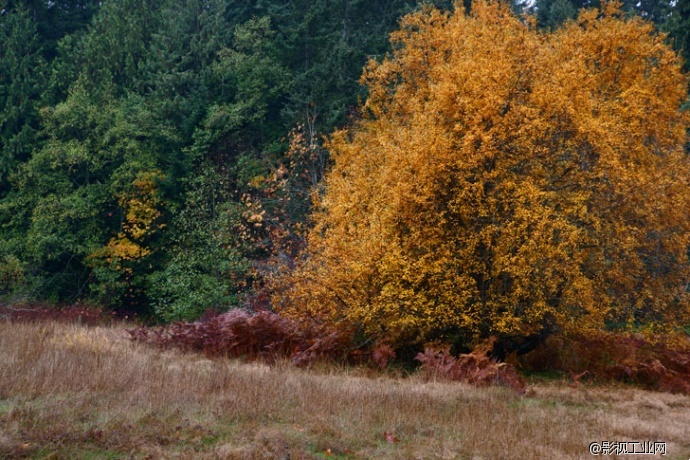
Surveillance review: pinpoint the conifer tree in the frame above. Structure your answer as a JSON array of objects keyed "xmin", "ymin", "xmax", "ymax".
[{"xmin": 0, "ymin": 3, "xmax": 46, "ymax": 194}]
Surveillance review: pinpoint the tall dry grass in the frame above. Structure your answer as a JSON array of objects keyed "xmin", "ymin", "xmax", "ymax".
[{"xmin": 0, "ymin": 320, "xmax": 688, "ymax": 459}]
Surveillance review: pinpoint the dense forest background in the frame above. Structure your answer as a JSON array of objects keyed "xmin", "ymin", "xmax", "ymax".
[{"xmin": 1, "ymin": 0, "xmax": 689, "ymax": 322}]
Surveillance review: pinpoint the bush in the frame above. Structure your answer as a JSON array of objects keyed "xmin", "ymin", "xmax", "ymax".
[{"xmin": 147, "ymin": 167, "xmax": 250, "ymax": 322}]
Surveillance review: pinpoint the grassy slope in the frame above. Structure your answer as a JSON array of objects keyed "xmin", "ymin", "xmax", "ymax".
[{"xmin": 0, "ymin": 321, "xmax": 688, "ymax": 459}]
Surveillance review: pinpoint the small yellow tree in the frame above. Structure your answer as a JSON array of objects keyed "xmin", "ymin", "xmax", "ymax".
[
  {"xmin": 88, "ymin": 170, "xmax": 166, "ymax": 306},
  {"xmin": 274, "ymin": 1, "xmax": 690, "ymax": 355}
]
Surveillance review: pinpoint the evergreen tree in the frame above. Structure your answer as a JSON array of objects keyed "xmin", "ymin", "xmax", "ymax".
[
  {"xmin": 0, "ymin": 3, "xmax": 46, "ymax": 195},
  {"xmin": 534, "ymin": 0, "xmax": 599, "ymax": 29},
  {"xmin": 666, "ymin": 0, "xmax": 690, "ymax": 71},
  {"xmin": 1, "ymin": 83, "xmax": 178, "ymax": 305}
]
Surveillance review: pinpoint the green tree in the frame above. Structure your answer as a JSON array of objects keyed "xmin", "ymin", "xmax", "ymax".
[
  {"xmin": 192, "ymin": 15, "xmax": 291, "ymax": 161},
  {"xmin": 534, "ymin": 0, "xmax": 674, "ymax": 30},
  {"xmin": 62, "ymin": 0, "xmax": 161, "ymax": 97},
  {"xmin": 534, "ymin": 0, "xmax": 599, "ymax": 28},
  {"xmin": 140, "ymin": 0, "xmax": 235, "ymax": 143},
  {"xmin": 148, "ymin": 166, "xmax": 249, "ymax": 321},
  {"xmin": 2, "ymin": 0, "xmax": 99, "ymax": 58},
  {"xmin": 269, "ymin": 0, "xmax": 456, "ymax": 133},
  {"xmin": 666, "ymin": 0, "xmax": 690, "ymax": 71},
  {"xmin": 1, "ymin": 83, "xmax": 178, "ymax": 305},
  {"xmin": 0, "ymin": 3, "xmax": 46, "ymax": 194},
  {"xmin": 625, "ymin": 0, "xmax": 673, "ymax": 25}
]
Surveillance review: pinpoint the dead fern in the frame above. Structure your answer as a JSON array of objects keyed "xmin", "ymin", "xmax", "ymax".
[
  {"xmin": 520, "ymin": 331, "xmax": 690, "ymax": 395},
  {"xmin": 127, "ymin": 309, "xmax": 355, "ymax": 366},
  {"xmin": 415, "ymin": 338, "xmax": 526, "ymax": 394}
]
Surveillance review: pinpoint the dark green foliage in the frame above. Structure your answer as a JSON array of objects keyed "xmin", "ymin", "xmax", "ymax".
[
  {"xmin": 0, "ymin": 3, "xmax": 46, "ymax": 194},
  {"xmin": 2, "ymin": 0, "xmax": 99, "ymax": 60},
  {"xmin": 2, "ymin": 88, "xmax": 179, "ymax": 304},
  {"xmin": 191, "ymin": 15, "xmax": 291, "ymax": 162},
  {"xmin": 533, "ymin": 0, "xmax": 600, "ymax": 28},
  {"xmin": 544, "ymin": 0, "xmax": 578, "ymax": 27},
  {"xmin": 270, "ymin": 0, "xmax": 455, "ymax": 131},
  {"xmin": 0, "ymin": 254, "xmax": 25, "ymax": 296},
  {"xmin": 625, "ymin": 0, "xmax": 673, "ymax": 25},
  {"xmin": 147, "ymin": 167, "xmax": 249, "ymax": 322},
  {"xmin": 533, "ymin": 0, "xmax": 675, "ymax": 30},
  {"xmin": 70, "ymin": 0, "xmax": 160, "ymax": 95},
  {"xmin": 666, "ymin": 0, "xmax": 690, "ymax": 71}
]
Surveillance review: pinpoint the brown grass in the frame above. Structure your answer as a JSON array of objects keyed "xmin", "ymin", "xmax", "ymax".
[{"xmin": 0, "ymin": 320, "xmax": 689, "ymax": 459}]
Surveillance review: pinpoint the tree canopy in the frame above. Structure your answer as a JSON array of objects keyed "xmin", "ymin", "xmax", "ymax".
[
  {"xmin": 2, "ymin": 0, "xmax": 690, "ymax": 330},
  {"xmin": 275, "ymin": 1, "xmax": 690, "ymax": 354}
]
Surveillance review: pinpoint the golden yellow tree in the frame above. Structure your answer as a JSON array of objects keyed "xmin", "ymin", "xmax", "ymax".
[
  {"xmin": 274, "ymin": 1, "xmax": 690, "ymax": 355},
  {"xmin": 97, "ymin": 170, "xmax": 166, "ymax": 266},
  {"xmin": 87, "ymin": 170, "xmax": 166, "ymax": 306}
]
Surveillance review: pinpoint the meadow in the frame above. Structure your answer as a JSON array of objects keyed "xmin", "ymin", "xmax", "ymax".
[{"xmin": 0, "ymin": 319, "xmax": 689, "ymax": 459}]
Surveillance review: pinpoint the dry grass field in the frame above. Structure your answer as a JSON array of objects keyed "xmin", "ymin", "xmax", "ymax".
[{"xmin": 0, "ymin": 320, "xmax": 689, "ymax": 459}]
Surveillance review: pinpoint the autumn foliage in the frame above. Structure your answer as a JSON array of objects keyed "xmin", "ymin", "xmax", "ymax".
[
  {"xmin": 274, "ymin": 1, "xmax": 690, "ymax": 353},
  {"xmin": 416, "ymin": 338, "xmax": 526, "ymax": 394},
  {"xmin": 520, "ymin": 331, "xmax": 690, "ymax": 394},
  {"xmin": 127, "ymin": 309, "xmax": 357, "ymax": 366}
]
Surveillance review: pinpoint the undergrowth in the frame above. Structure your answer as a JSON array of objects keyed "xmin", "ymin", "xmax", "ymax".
[
  {"xmin": 127, "ymin": 309, "xmax": 528, "ymax": 394},
  {"xmin": 4, "ymin": 302, "xmax": 689, "ymax": 396},
  {"xmin": 126, "ymin": 309, "xmax": 357, "ymax": 366},
  {"xmin": 0, "ymin": 302, "xmax": 116, "ymax": 325},
  {"xmin": 128, "ymin": 309, "xmax": 690, "ymax": 395},
  {"xmin": 415, "ymin": 338, "xmax": 526, "ymax": 394},
  {"xmin": 520, "ymin": 331, "xmax": 690, "ymax": 394}
]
